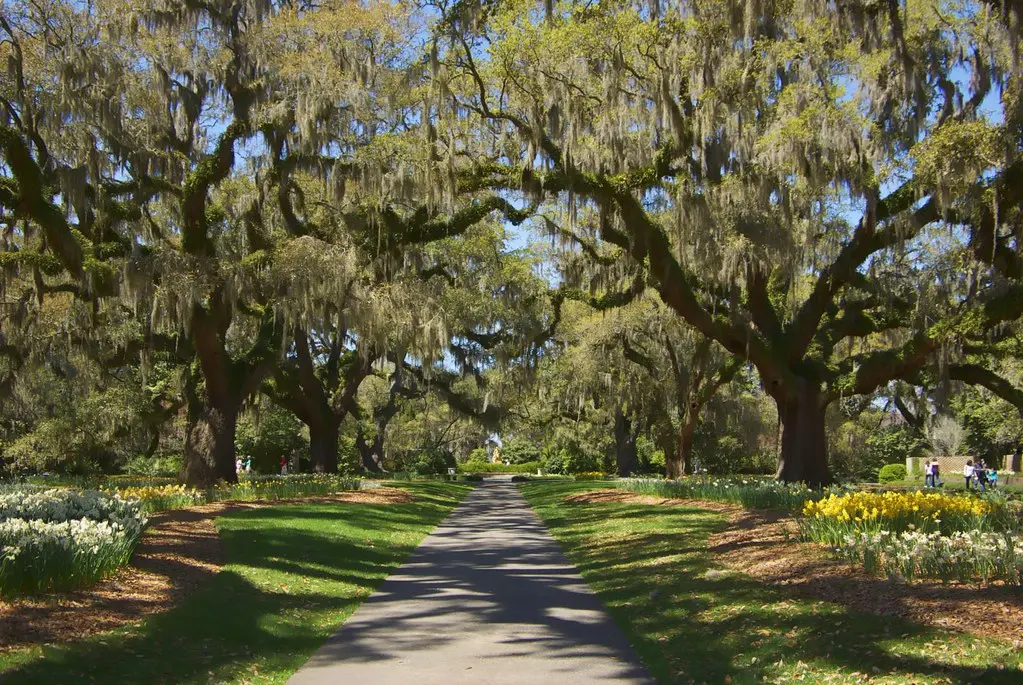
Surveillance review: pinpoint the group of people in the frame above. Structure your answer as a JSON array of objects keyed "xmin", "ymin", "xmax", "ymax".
[
  {"xmin": 235, "ymin": 456, "xmax": 252, "ymax": 474},
  {"xmin": 963, "ymin": 459, "xmax": 998, "ymax": 491},
  {"xmin": 923, "ymin": 458, "xmax": 942, "ymax": 487},
  {"xmin": 925, "ymin": 458, "xmax": 1000, "ymax": 491}
]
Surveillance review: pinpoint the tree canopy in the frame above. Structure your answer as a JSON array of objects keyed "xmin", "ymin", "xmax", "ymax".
[{"xmin": 3, "ymin": 0, "xmax": 1023, "ymax": 485}]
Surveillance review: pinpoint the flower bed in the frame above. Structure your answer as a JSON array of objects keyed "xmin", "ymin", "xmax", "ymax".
[
  {"xmin": 103, "ymin": 484, "xmax": 204, "ymax": 514},
  {"xmin": 801, "ymin": 490, "xmax": 1023, "ymax": 584},
  {"xmin": 838, "ymin": 530, "xmax": 1023, "ymax": 584},
  {"xmin": 210, "ymin": 473, "xmax": 361, "ymax": 502},
  {"xmin": 799, "ymin": 490, "xmax": 1018, "ymax": 545},
  {"xmin": 0, "ymin": 488, "xmax": 147, "ymax": 595},
  {"xmin": 619, "ymin": 476, "xmax": 829, "ymax": 512}
]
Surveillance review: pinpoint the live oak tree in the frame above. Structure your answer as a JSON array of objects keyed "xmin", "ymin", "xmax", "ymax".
[
  {"xmin": 8, "ymin": 0, "xmax": 1023, "ymax": 487},
  {"xmin": 0, "ymin": 0, "xmax": 537, "ymax": 485},
  {"xmin": 430, "ymin": 0, "xmax": 1023, "ymax": 484},
  {"xmin": 616, "ymin": 295, "xmax": 739, "ymax": 477},
  {"xmin": 1, "ymin": 0, "xmax": 295, "ymax": 485}
]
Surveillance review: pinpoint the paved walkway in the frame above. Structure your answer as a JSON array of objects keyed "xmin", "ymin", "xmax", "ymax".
[{"xmin": 287, "ymin": 481, "xmax": 654, "ymax": 685}]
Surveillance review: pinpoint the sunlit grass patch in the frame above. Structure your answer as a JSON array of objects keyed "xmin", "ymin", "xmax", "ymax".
[
  {"xmin": 0, "ymin": 481, "xmax": 471, "ymax": 684},
  {"xmin": 521, "ymin": 480, "xmax": 1023, "ymax": 685}
]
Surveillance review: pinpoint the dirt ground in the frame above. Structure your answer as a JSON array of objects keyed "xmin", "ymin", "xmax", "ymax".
[
  {"xmin": 0, "ymin": 487, "xmax": 413, "ymax": 652},
  {"xmin": 566, "ymin": 490, "xmax": 1023, "ymax": 643}
]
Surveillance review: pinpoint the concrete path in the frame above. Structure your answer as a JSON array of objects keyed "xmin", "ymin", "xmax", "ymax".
[{"xmin": 287, "ymin": 481, "xmax": 654, "ymax": 685}]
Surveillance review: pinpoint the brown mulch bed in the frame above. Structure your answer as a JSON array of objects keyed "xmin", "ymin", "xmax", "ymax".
[
  {"xmin": 566, "ymin": 490, "xmax": 1023, "ymax": 643},
  {"xmin": 0, "ymin": 487, "xmax": 412, "ymax": 652}
]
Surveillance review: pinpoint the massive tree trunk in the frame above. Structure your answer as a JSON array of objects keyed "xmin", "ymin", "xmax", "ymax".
[
  {"xmin": 309, "ymin": 417, "xmax": 340, "ymax": 473},
  {"xmin": 184, "ymin": 302, "xmax": 244, "ymax": 488},
  {"xmin": 655, "ymin": 425, "xmax": 678, "ymax": 479},
  {"xmin": 183, "ymin": 400, "xmax": 238, "ymax": 487},
  {"xmin": 677, "ymin": 410, "xmax": 697, "ymax": 477},
  {"xmin": 665, "ymin": 451, "xmax": 682, "ymax": 479},
  {"xmin": 775, "ymin": 380, "xmax": 832, "ymax": 486},
  {"xmin": 614, "ymin": 409, "xmax": 638, "ymax": 477},
  {"xmin": 357, "ymin": 431, "xmax": 385, "ymax": 473}
]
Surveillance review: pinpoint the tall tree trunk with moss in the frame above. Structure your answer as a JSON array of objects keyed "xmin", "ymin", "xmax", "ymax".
[
  {"xmin": 181, "ymin": 365, "xmax": 239, "ymax": 487},
  {"xmin": 613, "ymin": 408, "xmax": 639, "ymax": 477},
  {"xmin": 309, "ymin": 416, "xmax": 341, "ymax": 473},
  {"xmin": 677, "ymin": 409, "xmax": 697, "ymax": 477},
  {"xmin": 773, "ymin": 380, "xmax": 831, "ymax": 487}
]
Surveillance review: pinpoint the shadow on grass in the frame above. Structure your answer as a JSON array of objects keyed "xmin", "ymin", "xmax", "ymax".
[
  {"xmin": 0, "ymin": 482, "xmax": 471, "ymax": 684},
  {"xmin": 522, "ymin": 481, "xmax": 1023, "ymax": 685}
]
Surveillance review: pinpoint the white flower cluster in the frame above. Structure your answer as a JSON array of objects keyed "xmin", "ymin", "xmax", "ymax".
[
  {"xmin": 0, "ymin": 488, "xmax": 147, "ymax": 594},
  {"xmin": 0, "ymin": 517, "xmax": 134, "ymax": 560},
  {"xmin": 0, "ymin": 488, "xmax": 145, "ymax": 531},
  {"xmin": 839, "ymin": 529, "xmax": 1023, "ymax": 584}
]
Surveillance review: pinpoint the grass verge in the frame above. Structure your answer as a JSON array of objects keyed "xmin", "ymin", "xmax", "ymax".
[
  {"xmin": 520, "ymin": 480, "xmax": 1023, "ymax": 685},
  {"xmin": 0, "ymin": 481, "xmax": 471, "ymax": 684}
]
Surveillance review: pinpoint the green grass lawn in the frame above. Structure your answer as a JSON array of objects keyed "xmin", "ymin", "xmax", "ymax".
[
  {"xmin": 0, "ymin": 481, "xmax": 471, "ymax": 684},
  {"xmin": 520, "ymin": 480, "xmax": 1023, "ymax": 685}
]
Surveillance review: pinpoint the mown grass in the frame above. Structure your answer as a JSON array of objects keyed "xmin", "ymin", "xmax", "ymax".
[
  {"xmin": 520, "ymin": 480, "xmax": 1023, "ymax": 685},
  {"xmin": 0, "ymin": 481, "xmax": 471, "ymax": 684}
]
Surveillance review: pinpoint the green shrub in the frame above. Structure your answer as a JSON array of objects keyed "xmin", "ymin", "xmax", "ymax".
[
  {"xmin": 878, "ymin": 463, "xmax": 908, "ymax": 484},
  {"xmin": 501, "ymin": 437, "xmax": 542, "ymax": 465},
  {"xmin": 407, "ymin": 448, "xmax": 456, "ymax": 476},
  {"xmin": 541, "ymin": 446, "xmax": 597, "ymax": 474},
  {"xmin": 867, "ymin": 428, "xmax": 920, "ymax": 474},
  {"xmin": 123, "ymin": 453, "xmax": 183, "ymax": 477},
  {"xmin": 236, "ymin": 405, "xmax": 307, "ymax": 474},
  {"xmin": 458, "ymin": 461, "xmax": 539, "ymax": 474}
]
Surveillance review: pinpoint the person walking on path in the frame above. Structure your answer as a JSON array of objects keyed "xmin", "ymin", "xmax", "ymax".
[
  {"xmin": 931, "ymin": 458, "xmax": 942, "ymax": 488},
  {"xmin": 964, "ymin": 460, "xmax": 975, "ymax": 490},
  {"xmin": 924, "ymin": 460, "xmax": 935, "ymax": 488}
]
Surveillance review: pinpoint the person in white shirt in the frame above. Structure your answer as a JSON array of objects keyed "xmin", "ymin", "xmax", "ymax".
[
  {"xmin": 924, "ymin": 460, "xmax": 934, "ymax": 488},
  {"xmin": 963, "ymin": 460, "xmax": 975, "ymax": 490}
]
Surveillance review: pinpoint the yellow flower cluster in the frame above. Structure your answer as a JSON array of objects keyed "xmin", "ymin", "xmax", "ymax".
[
  {"xmin": 802, "ymin": 490, "xmax": 991, "ymax": 523},
  {"xmin": 106, "ymin": 484, "xmax": 203, "ymax": 504}
]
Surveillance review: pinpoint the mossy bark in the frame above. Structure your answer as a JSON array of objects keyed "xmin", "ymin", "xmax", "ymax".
[
  {"xmin": 677, "ymin": 412, "xmax": 697, "ymax": 477},
  {"xmin": 183, "ymin": 401, "xmax": 238, "ymax": 487},
  {"xmin": 309, "ymin": 417, "xmax": 340, "ymax": 473},
  {"xmin": 774, "ymin": 380, "xmax": 832, "ymax": 487},
  {"xmin": 614, "ymin": 409, "xmax": 638, "ymax": 477}
]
